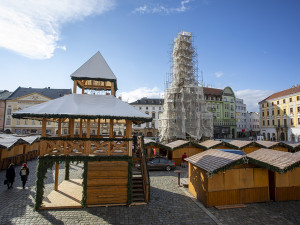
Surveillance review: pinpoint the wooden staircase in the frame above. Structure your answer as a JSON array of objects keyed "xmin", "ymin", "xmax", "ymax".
[{"xmin": 131, "ymin": 137, "xmax": 149, "ymax": 205}]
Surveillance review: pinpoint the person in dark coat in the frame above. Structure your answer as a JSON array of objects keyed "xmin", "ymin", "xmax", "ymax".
[
  {"xmin": 20, "ymin": 163, "xmax": 30, "ymax": 189},
  {"xmin": 6, "ymin": 163, "xmax": 16, "ymax": 189}
]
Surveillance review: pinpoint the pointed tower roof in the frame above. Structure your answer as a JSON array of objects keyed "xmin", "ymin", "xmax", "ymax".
[{"xmin": 71, "ymin": 51, "xmax": 117, "ymax": 90}]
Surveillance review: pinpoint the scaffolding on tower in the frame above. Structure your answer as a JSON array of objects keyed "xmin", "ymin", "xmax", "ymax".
[{"xmin": 159, "ymin": 31, "xmax": 213, "ymax": 143}]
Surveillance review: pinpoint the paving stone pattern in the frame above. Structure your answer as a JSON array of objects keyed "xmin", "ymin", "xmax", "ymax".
[{"xmin": 0, "ymin": 159, "xmax": 299, "ymax": 224}]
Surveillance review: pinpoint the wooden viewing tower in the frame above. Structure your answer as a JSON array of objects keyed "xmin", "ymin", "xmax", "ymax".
[{"xmin": 13, "ymin": 52, "xmax": 151, "ymax": 209}]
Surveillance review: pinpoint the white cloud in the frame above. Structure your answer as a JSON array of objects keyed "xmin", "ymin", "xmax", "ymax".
[
  {"xmin": 0, "ymin": 0, "xmax": 115, "ymax": 59},
  {"xmin": 133, "ymin": 0, "xmax": 191, "ymax": 14},
  {"xmin": 235, "ymin": 89, "xmax": 273, "ymax": 112},
  {"xmin": 118, "ymin": 87, "xmax": 164, "ymax": 103},
  {"xmin": 215, "ymin": 71, "xmax": 223, "ymax": 78}
]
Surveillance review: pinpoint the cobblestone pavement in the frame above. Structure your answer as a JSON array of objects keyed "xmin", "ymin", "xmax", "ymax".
[{"xmin": 0, "ymin": 160, "xmax": 299, "ymax": 225}]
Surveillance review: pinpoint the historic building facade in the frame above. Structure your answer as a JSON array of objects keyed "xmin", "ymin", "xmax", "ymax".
[
  {"xmin": 259, "ymin": 85, "xmax": 300, "ymax": 142},
  {"xmin": 246, "ymin": 112, "xmax": 260, "ymax": 138},
  {"xmin": 236, "ymin": 98, "xmax": 247, "ymax": 137},
  {"xmin": 203, "ymin": 86, "xmax": 237, "ymax": 139},
  {"xmin": 4, "ymin": 87, "xmax": 71, "ymax": 135},
  {"xmin": 130, "ymin": 98, "xmax": 164, "ymax": 137},
  {"xmin": 0, "ymin": 90, "xmax": 12, "ymax": 131}
]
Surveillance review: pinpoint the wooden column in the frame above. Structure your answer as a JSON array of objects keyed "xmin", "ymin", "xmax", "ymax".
[
  {"xmin": 109, "ymin": 119, "xmax": 114, "ymax": 138},
  {"xmin": 57, "ymin": 119, "xmax": 62, "ymax": 136},
  {"xmin": 40, "ymin": 118, "xmax": 47, "ymax": 156},
  {"xmin": 79, "ymin": 119, "xmax": 83, "ymax": 138},
  {"xmin": 85, "ymin": 119, "xmax": 91, "ymax": 155},
  {"xmin": 73, "ymin": 81, "xmax": 77, "ymax": 94},
  {"xmin": 111, "ymin": 82, "xmax": 115, "ymax": 96},
  {"xmin": 69, "ymin": 118, "xmax": 75, "ymax": 137},
  {"xmin": 126, "ymin": 120, "xmax": 132, "ymax": 156},
  {"xmin": 97, "ymin": 119, "xmax": 101, "ymax": 137},
  {"xmin": 54, "ymin": 162, "xmax": 59, "ymax": 191}
]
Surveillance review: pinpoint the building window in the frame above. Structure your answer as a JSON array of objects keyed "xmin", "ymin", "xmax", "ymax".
[
  {"xmin": 152, "ymin": 112, "xmax": 155, "ymax": 119},
  {"xmin": 272, "ymin": 110, "xmax": 274, "ymax": 116},
  {"xmin": 290, "ymin": 108, "xmax": 293, "ymax": 114},
  {"xmin": 146, "ymin": 107, "xmax": 148, "ymax": 110},
  {"xmin": 277, "ymin": 100, "xmax": 279, "ymax": 104},
  {"xmin": 7, "ymin": 108, "xmax": 12, "ymax": 115},
  {"xmin": 272, "ymin": 120, "xmax": 274, "ymax": 125},
  {"xmin": 277, "ymin": 109, "xmax": 280, "ymax": 115},
  {"xmin": 298, "ymin": 118, "xmax": 300, "ymax": 125},
  {"xmin": 291, "ymin": 119, "xmax": 294, "ymax": 126},
  {"xmin": 24, "ymin": 119, "xmax": 28, "ymax": 125},
  {"xmin": 267, "ymin": 120, "xmax": 269, "ymax": 126},
  {"xmin": 263, "ymin": 120, "xmax": 265, "ymax": 126},
  {"xmin": 283, "ymin": 99, "xmax": 286, "ymax": 104},
  {"xmin": 289, "ymin": 97, "xmax": 292, "ymax": 102},
  {"xmin": 262, "ymin": 111, "xmax": 264, "ymax": 117},
  {"xmin": 298, "ymin": 106, "xmax": 300, "ymax": 112},
  {"xmin": 159, "ymin": 107, "xmax": 161, "ymax": 110},
  {"xmin": 284, "ymin": 119, "xmax": 287, "ymax": 126},
  {"xmin": 283, "ymin": 109, "xmax": 286, "ymax": 114},
  {"xmin": 267, "ymin": 111, "xmax": 269, "ymax": 116},
  {"xmin": 17, "ymin": 119, "xmax": 20, "ymax": 125},
  {"xmin": 32, "ymin": 120, "xmax": 35, "ymax": 125},
  {"xmin": 297, "ymin": 96, "xmax": 300, "ymax": 101},
  {"xmin": 139, "ymin": 107, "xmax": 142, "ymax": 110},
  {"xmin": 6, "ymin": 118, "xmax": 11, "ymax": 125},
  {"xmin": 231, "ymin": 105, "xmax": 234, "ymax": 110},
  {"xmin": 278, "ymin": 119, "xmax": 280, "ymax": 126}
]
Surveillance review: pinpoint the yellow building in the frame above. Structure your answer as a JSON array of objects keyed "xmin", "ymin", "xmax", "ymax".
[
  {"xmin": 4, "ymin": 87, "xmax": 71, "ymax": 135},
  {"xmin": 259, "ymin": 85, "xmax": 300, "ymax": 142}
]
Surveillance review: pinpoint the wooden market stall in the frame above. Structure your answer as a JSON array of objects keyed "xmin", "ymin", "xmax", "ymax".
[
  {"xmin": 13, "ymin": 51, "xmax": 151, "ymax": 209},
  {"xmin": 198, "ymin": 140, "xmax": 231, "ymax": 150},
  {"xmin": 165, "ymin": 140, "xmax": 205, "ymax": 165},
  {"xmin": 186, "ymin": 149, "xmax": 270, "ymax": 207},
  {"xmin": 247, "ymin": 149, "xmax": 300, "ymax": 202},
  {"xmin": 0, "ymin": 135, "xmax": 40, "ymax": 170},
  {"xmin": 226, "ymin": 140, "xmax": 263, "ymax": 154},
  {"xmin": 144, "ymin": 139, "xmax": 170, "ymax": 159}
]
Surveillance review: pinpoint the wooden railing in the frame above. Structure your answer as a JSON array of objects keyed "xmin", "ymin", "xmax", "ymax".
[
  {"xmin": 137, "ymin": 136, "xmax": 150, "ymax": 203},
  {"xmin": 40, "ymin": 137, "xmax": 132, "ymax": 156}
]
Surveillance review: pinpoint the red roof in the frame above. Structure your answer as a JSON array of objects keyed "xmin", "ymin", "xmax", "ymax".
[
  {"xmin": 203, "ymin": 87, "xmax": 222, "ymax": 96},
  {"xmin": 259, "ymin": 86, "xmax": 300, "ymax": 103}
]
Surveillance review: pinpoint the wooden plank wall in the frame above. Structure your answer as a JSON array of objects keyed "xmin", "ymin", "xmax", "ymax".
[
  {"xmin": 274, "ymin": 168, "xmax": 300, "ymax": 201},
  {"xmin": 188, "ymin": 164, "xmax": 207, "ymax": 205},
  {"xmin": 242, "ymin": 146, "xmax": 260, "ymax": 154},
  {"xmin": 272, "ymin": 146, "xmax": 289, "ymax": 152},
  {"xmin": 86, "ymin": 161, "xmax": 128, "ymax": 205},
  {"xmin": 172, "ymin": 146, "xmax": 204, "ymax": 165}
]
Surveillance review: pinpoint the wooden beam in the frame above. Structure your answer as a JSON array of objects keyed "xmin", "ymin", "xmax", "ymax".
[
  {"xmin": 85, "ymin": 119, "xmax": 91, "ymax": 155},
  {"xmin": 79, "ymin": 119, "xmax": 83, "ymax": 138},
  {"xmin": 97, "ymin": 118, "xmax": 101, "ymax": 137},
  {"xmin": 42, "ymin": 118, "xmax": 47, "ymax": 137},
  {"xmin": 69, "ymin": 118, "xmax": 74, "ymax": 137},
  {"xmin": 54, "ymin": 162, "xmax": 59, "ymax": 191},
  {"xmin": 111, "ymin": 81, "xmax": 115, "ymax": 96},
  {"xmin": 109, "ymin": 119, "xmax": 114, "ymax": 138},
  {"xmin": 57, "ymin": 119, "xmax": 62, "ymax": 136},
  {"xmin": 126, "ymin": 120, "xmax": 133, "ymax": 156},
  {"xmin": 73, "ymin": 81, "xmax": 77, "ymax": 94}
]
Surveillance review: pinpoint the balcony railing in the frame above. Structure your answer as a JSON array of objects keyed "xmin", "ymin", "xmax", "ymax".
[{"xmin": 40, "ymin": 137, "xmax": 132, "ymax": 156}]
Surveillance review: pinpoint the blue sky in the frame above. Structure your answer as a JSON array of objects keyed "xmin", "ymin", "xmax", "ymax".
[{"xmin": 0, "ymin": 0, "xmax": 299, "ymax": 112}]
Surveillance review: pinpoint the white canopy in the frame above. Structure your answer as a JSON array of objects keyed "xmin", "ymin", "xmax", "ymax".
[{"xmin": 13, "ymin": 94, "xmax": 152, "ymax": 123}]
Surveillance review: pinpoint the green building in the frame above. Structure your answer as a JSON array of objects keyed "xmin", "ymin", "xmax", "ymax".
[{"xmin": 203, "ymin": 86, "xmax": 237, "ymax": 139}]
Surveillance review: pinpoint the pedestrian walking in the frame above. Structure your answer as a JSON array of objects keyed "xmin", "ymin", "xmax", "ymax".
[
  {"xmin": 6, "ymin": 163, "xmax": 16, "ymax": 189},
  {"xmin": 181, "ymin": 152, "xmax": 187, "ymax": 168},
  {"xmin": 20, "ymin": 163, "xmax": 30, "ymax": 189}
]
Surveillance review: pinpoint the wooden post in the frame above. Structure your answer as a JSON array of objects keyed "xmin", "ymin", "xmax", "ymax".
[
  {"xmin": 79, "ymin": 119, "xmax": 83, "ymax": 138},
  {"xmin": 97, "ymin": 119, "xmax": 101, "ymax": 137},
  {"xmin": 126, "ymin": 120, "xmax": 132, "ymax": 156},
  {"xmin": 73, "ymin": 80, "xmax": 77, "ymax": 94},
  {"xmin": 85, "ymin": 119, "xmax": 91, "ymax": 155},
  {"xmin": 109, "ymin": 119, "xmax": 114, "ymax": 138},
  {"xmin": 69, "ymin": 118, "xmax": 74, "ymax": 137},
  {"xmin": 58, "ymin": 119, "xmax": 62, "ymax": 136},
  {"xmin": 40, "ymin": 118, "xmax": 47, "ymax": 156},
  {"xmin": 111, "ymin": 81, "xmax": 115, "ymax": 96},
  {"xmin": 54, "ymin": 162, "xmax": 59, "ymax": 191}
]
